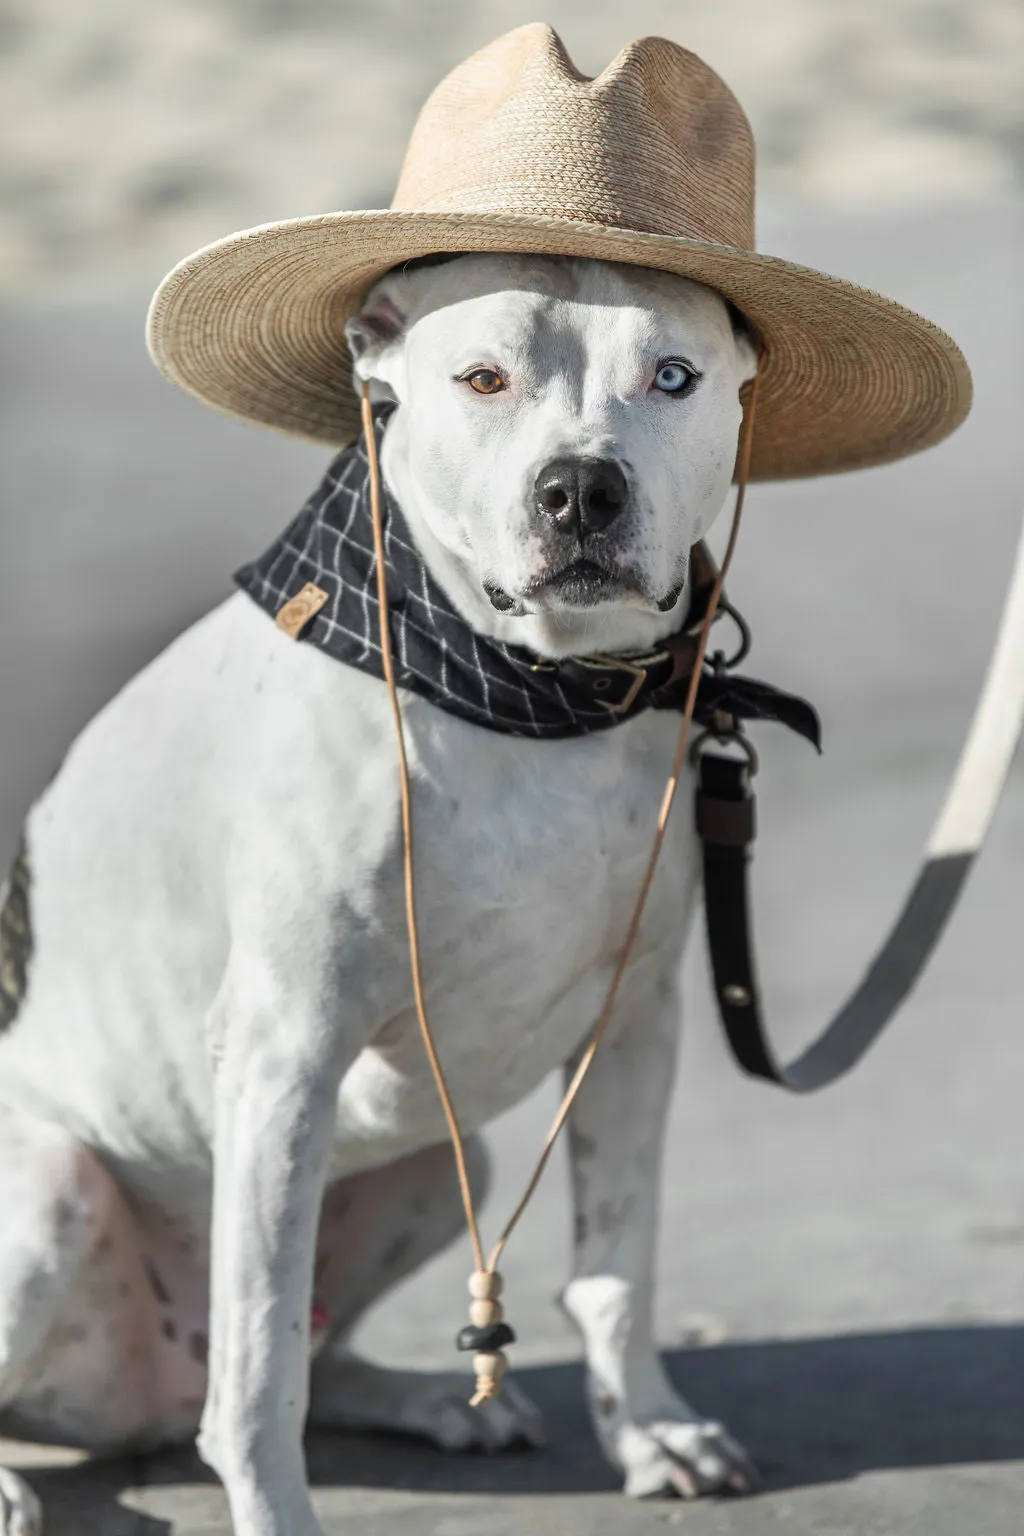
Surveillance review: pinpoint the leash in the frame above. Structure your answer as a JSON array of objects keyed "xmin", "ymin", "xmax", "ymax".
[
  {"xmin": 360, "ymin": 372, "xmax": 761, "ymax": 1404},
  {"xmin": 697, "ymin": 517, "xmax": 1024, "ymax": 1089}
]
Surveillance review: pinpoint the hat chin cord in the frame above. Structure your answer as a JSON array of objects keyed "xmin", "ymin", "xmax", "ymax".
[{"xmin": 360, "ymin": 370, "xmax": 761, "ymax": 1406}]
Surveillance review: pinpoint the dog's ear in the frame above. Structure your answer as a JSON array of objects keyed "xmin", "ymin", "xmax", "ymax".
[
  {"xmin": 726, "ymin": 300, "xmax": 760, "ymax": 387},
  {"xmin": 346, "ymin": 289, "xmax": 407, "ymax": 382},
  {"xmin": 735, "ymin": 328, "xmax": 759, "ymax": 387}
]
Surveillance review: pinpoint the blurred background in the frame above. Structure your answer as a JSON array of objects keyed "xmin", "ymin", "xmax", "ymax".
[
  {"xmin": 1, "ymin": 4, "xmax": 1023, "ymax": 1531},
  {"xmin": 1, "ymin": 0, "xmax": 1023, "ymax": 292}
]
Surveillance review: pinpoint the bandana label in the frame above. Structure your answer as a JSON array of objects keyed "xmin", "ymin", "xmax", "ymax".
[{"xmin": 275, "ymin": 581, "xmax": 329, "ymax": 639}]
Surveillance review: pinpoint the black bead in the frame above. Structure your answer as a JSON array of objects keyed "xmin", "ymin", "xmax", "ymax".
[{"xmin": 455, "ymin": 1321, "xmax": 516, "ymax": 1353}]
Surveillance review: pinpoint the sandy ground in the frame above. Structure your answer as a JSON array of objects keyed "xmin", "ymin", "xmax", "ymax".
[
  {"xmin": 0, "ymin": 198, "xmax": 1022, "ymax": 1532},
  {"xmin": 2, "ymin": 0, "xmax": 1023, "ymax": 297}
]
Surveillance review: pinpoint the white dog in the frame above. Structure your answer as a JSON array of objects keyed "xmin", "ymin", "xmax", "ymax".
[{"xmin": 0, "ymin": 252, "xmax": 759, "ymax": 1535}]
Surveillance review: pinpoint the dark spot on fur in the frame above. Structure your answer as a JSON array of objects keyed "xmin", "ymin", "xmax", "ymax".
[
  {"xmin": 381, "ymin": 1232, "xmax": 413, "ymax": 1272},
  {"xmin": 54, "ymin": 1322, "xmax": 87, "ymax": 1346},
  {"xmin": 54, "ymin": 1196, "xmax": 77, "ymax": 1231},
  {"xmin": 161, "ymin": 1318, "xmax": 177, "ymax": 1343},
  {"xmin": 96, "ymin": 1234, "xmax": 113, "ymax": 1258},
  {"xmin": 189, "ymin": 1331, "xmax": 208, "ymax": 1366},
  {"xmin": 597, "ymin": 1395, "xmax": 617, "ymax": 1417},
  {"xmin": 0, "ymin": 834, "xmax": 33, "ymax": 1033},
  {"xmin": 144, "ymin": 1257, "xmax": 172, "ymax": 1306},
  {"xmin": 574, "ymin": 1212, "xmax": 589, "ymax": 1245}
]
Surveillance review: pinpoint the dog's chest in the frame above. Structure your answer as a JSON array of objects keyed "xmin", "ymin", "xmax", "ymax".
[{"xmin": 334, "ymin": 700, "xmax": 696, "ymax": 1155}]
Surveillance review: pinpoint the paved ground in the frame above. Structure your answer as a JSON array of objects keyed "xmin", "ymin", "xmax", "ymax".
[{"xmin": 0, "ymin": 202, "xmax": 1022, "ymax": 1532}]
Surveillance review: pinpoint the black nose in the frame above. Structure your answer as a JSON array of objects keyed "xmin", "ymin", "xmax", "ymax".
[{"xmin": 533, "ymin": 457, "xmax": 628, "ymax": 535}]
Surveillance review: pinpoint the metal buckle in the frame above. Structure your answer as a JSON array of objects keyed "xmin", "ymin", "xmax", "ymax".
[{"xmin": 579, "ymin": 652, "xmax": 666, "ymax": 715}]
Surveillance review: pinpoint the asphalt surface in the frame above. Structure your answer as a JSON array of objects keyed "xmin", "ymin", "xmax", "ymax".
[{"xmin": 0, "ymin": 201, "xmax": 1022, "ymax": 1533}]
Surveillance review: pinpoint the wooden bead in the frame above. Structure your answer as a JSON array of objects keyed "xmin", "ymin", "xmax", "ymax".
[
  {"xmin": 469, "ymin": 1298, "xmax": 503, "ymax": 1327},
  {"xmin": 473, "ymin": 1350, "xmax": 507, "ymax": 1383},
  {"xmin": 468, "ymin": 1269, "xmax": 503, "ymax": 1301},
  {"xmin": 468, "ymin": 1349, "xmax": 508, "ymax": 1404},
  {"xmin": 469, "ymin": 1351, "xmax": 506, "ymax": 1406}
]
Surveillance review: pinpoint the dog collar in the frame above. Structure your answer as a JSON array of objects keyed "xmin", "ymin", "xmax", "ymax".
[{"xmin": 235, "ymin": 406, "xmax": 820, "ymax": 748}]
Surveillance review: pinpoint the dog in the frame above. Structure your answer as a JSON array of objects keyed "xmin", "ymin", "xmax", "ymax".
[{"xmin": 0, "ymin": 251, "xmax": 760, "ymax": 1534}]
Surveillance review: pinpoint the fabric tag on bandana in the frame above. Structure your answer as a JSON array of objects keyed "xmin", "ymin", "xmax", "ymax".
[{"xmin": 275, "ymin": 582, "xmax": 329, "ymax": 639}]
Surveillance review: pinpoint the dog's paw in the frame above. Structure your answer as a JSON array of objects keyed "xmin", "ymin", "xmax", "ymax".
[
  {"xmin": 0, "ymin": 1468, "xmax": 43, "ymax": 1536},
  {"xmin": 598, "ymin": 1405, "xmax": 757, "ymax": 1500}
]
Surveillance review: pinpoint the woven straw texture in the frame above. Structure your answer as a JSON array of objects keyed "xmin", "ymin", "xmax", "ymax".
[{"xmin": 146, "ymin": 23, "xmax": 972, "ymax": 482}]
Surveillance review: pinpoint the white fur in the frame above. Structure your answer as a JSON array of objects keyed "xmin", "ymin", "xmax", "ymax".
[{"xmin": 0, "ymin": 254, "xmax": 757, "ymax": 1534}]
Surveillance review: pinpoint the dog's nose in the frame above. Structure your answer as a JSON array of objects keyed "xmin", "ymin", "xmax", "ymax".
[{"xmin": 533, "ymin": 457, "xmax": 628, "ymax": 535}]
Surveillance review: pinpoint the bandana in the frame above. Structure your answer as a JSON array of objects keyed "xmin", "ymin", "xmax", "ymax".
[{"xmin": 235, "ymin": 407, "xmax": 820, "ymax": 749}]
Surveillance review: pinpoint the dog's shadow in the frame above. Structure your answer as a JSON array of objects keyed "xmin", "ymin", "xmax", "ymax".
[{"xmin": 16, "ymin": 1323, "xmax": 1024, "ymax": 1532}]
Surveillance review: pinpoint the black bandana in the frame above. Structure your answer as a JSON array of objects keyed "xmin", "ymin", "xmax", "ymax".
[{"xmin": 236, "ymin": 407, "xmax": 820, "ymax": 748}]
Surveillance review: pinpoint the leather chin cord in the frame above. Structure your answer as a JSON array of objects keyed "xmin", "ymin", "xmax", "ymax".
[{"xmin": 360, "ymin": 371, "xmax": 761, "ymax": 1405}]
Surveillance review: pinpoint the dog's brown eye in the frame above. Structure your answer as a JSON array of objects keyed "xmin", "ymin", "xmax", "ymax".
[{"xmin": 466, "ymin": 369, "xmax": 505, "ymax": 395}]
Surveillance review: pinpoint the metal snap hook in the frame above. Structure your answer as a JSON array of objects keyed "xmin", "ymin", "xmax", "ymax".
[{"xmin": 690, "ymin": 726, "xmax": 760, "ymax": 777}]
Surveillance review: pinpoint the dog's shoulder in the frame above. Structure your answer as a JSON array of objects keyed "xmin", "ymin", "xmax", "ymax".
[{"xmin": 25, "ymin": 594, "xmax": 400, "ymax": 906}]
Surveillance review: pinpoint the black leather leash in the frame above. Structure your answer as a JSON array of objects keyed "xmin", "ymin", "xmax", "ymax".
[
  {"xmin": 689, "ymin": 512, "xmax": 1024, "ymax": 1093},
  {"xmin": 695, "ymin": 732, "xmax": 974, "ymax": 1091}
]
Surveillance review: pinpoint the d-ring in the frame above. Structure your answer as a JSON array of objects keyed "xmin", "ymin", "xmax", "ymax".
[{"xmin": 714, "ymin": 600, "xmax": 752, "ymax": 670}]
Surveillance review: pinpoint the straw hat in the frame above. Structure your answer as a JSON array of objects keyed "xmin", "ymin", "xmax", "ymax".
[{"xmin": 147, "ymin": 23, "xmax": 971, "ymax": 481}]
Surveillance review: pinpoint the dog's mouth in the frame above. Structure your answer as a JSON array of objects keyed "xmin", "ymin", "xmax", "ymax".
[
  {"xmin": 528, "ymin": 558, "xmax": 623, "ymax": 606},
  {"xmin": 484, "ymin": 559, "xmax": 685, "ymax": 618},
  {"xmin": 504, "ymin": 557, "xmax": 644, "ymax": 613}
]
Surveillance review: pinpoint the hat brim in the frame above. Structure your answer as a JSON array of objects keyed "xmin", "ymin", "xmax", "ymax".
[{"xmin": 146, "ymin": 209, "xmax": 971, "ymax": 481}]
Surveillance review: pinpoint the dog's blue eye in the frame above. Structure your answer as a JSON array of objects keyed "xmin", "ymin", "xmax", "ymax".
[{"xmin": 653, "ymin": 361, "xmax": 696, "ymax": 393}]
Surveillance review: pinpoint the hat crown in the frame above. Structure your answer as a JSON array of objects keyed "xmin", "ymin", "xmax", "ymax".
[{"xmin": 392, "ymin": 24, "xmax": 755, "ymax": 251}]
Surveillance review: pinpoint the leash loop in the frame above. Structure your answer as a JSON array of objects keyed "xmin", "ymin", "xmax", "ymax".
[{"xmin": 697, "ymin": 515, "xmax": 1024, "ymax": 1092}]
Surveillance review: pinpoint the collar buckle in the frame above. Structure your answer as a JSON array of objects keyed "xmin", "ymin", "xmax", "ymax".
[{"xmin": 580, "ymin": 651, "xmax": 668, "ymax": 715}]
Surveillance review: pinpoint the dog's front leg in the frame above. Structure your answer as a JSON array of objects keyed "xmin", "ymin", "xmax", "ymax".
[
  {"xmin": 560, "ymin": 969, "xmax": 757, "ymax": 1500},
  {"xmin": 198, "ymin": 953, "xmax": 351, "ymax": 1536}
]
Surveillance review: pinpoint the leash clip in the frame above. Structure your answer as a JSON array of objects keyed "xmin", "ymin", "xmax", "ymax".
[{"xmin": 690, "ymin": 722, "xmax": 760, "ymax": 780}]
